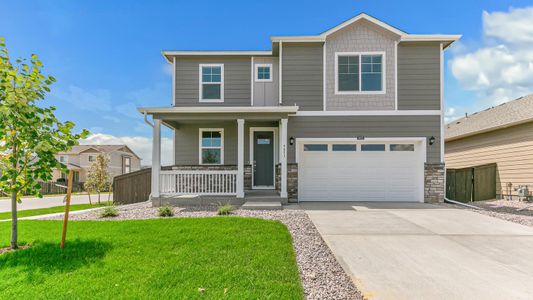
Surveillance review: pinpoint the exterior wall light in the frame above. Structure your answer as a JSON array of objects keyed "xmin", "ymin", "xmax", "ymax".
[
  {"xmin": 289, "ymin": 137, "xmax": 295, "ymax": 146},
  {"xmin": 429, "ymin": 136, "xmax": 436, "ymax": 145}
]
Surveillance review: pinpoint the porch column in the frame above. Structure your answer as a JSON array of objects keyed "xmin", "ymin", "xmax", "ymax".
[
  {"xmin": 280, "ymin": 118, "xmax": 288, "ymax": 198},
  {"xmin": 237, "ymin": 119, "xmax": 245, "ymax": 198},
  {"xmin": 151, "ymin": 119, "xmax": 161, "ymax": 199}
]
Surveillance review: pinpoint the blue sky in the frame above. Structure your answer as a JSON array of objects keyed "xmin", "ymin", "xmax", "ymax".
[{"xmin": 2, "ymin": 0, "xmax": 533, "ymax": 164}]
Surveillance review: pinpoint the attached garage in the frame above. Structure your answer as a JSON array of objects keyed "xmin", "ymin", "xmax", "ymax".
[{"xmin": 297, "ymin": 138, "xmax": 426, "ymax": 202}]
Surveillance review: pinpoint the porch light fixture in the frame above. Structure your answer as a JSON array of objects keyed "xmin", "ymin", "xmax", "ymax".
[
  {"xmin": 289, "ymin": 137, "xmax": 295, "ymax": 146},
  {"xmin": 429, "ymin": 136, "xmax": 436, "ymax": 146}
]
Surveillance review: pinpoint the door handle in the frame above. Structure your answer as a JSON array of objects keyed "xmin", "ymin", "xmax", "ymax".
[{"xmin": 253, "ymin": 160, "xmax": 257, "ymax": 172}]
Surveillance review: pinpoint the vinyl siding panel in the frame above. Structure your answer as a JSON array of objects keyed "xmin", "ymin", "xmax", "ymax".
[
  {"xmin": 175, "ymin": 56, "xmax": 251, "ymax": 106},
  {"xmin": 282, "ymin": 43, "xmax": 323, "ymax": 111},
  {"xmin": 397, "ymin": 43, "xmax": 441, "ymax": 110},
  {"xmin": 445, "ymin": 122, "xmax": 533, "ymax": 197},
  {"xmin": 287, "ymin": 115, "xmax": 441, "ymax": 163}
]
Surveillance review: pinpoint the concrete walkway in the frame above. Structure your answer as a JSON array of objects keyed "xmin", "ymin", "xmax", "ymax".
[
  {"xmin": 0, "ymin": 194, "xmax": 111, "ymax": 213},
  {"xmin": 302, "ymin": 202, "xmax": 533, "ymax": 300}
]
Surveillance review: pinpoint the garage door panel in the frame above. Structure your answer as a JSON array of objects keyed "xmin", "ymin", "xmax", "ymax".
[{"xmin": 298, "ymin": 140, "xmax": 424, "ymax": 202}]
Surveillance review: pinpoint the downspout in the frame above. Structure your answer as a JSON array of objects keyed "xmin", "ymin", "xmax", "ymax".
[
  {"xmin": 143, "ymin": 111, "xmax": 154, "ymax": 128},
  {"xmin": 444, "ymin": 197, "xmax": 483, "ymax": 210}
]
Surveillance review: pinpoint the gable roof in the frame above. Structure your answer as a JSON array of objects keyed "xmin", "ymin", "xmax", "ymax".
[
  {"xmin": 445, "ymin": 93, "xmax": 533, "ymax": 141},
  {"xmin": 319, "ymin": 13, "xmax": 407, "ymax": 37},
  {"xmin": 59, "ymin": 145, "xmax": 141, "ymax": 159}
]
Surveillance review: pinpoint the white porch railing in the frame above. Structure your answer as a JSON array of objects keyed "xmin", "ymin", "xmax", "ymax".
[{"xmin": 159, "ymin": 170, "xmax": 238, "ymax": 195}]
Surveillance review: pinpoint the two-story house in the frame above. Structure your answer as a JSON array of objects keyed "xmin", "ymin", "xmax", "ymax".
[
  {"xmin": 139, "ymin": 13, "xmax": 460, "ymax": 205},
  {"xmin": 53, "ymin": 145, "xmax": 142, "ymax": 183}
]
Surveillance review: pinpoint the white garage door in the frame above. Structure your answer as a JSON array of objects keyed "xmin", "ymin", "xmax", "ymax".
[{"xmin": 298, "ymin": 139, "xmax": 425, "ymax": 202}]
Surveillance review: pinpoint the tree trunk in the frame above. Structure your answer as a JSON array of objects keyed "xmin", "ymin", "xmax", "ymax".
[
  {"xmin": 87, "ymin": 191, "xmax": 92, "ymax": 205},
  {"xmin": 10, "ymin": 191, "xmax": 18, "ymax": 249},
  {"xmin": 98, "ymin": 192, "xmax": 101, "ymax": 205}
]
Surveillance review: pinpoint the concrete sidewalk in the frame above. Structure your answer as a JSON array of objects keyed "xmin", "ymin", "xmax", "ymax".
[
  {"xmin": 302, "ymin": 202, "xmax": 533, "ymax": 300},
  {"xmin": 0, "ymin": 194, "xmax": 112, "ymax": 213}
]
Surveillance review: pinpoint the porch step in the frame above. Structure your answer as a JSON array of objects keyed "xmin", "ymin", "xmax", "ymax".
[{"xmin": 241, "ymin": 201, "xmax": 282, "ymax": 210}]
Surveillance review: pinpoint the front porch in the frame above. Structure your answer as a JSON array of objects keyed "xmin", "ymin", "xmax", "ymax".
[{"xmin": 142, "ymin": 106, "xmax": 299, "ymax": 206}]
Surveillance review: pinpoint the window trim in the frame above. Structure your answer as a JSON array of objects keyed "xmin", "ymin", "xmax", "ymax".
[
  {"xmin": 59, "ymin": 155, "xmax": 67, "ymax": 163},
  {"xmin": 88, "ymin": 155, "xmax": 96, "ymax": 162},
  {"xmin": 122, "ymin": 156, "xmax": 132, "ymax": 174},
  {"xmin": 199, "ymin": 63, "xmax": 224, "ymax": 102},
  {"xmin": 334, "ymin": 51, "xmax": 386, "ymax": 95},
  {"xmin": 198, "ymin": 128, "xmax": 224, "ymax": 165},
  {"xmin": 255, "ymin": 63, "xmax": 273, "ymax": 82}
]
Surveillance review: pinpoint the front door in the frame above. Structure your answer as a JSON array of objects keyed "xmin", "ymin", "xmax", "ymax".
[{"xmin": 253, "ymin": 131, "xmax": 274, "ymax": 187}]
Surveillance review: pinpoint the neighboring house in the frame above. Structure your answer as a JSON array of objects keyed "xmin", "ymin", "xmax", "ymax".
[
  {"xmin": 445, "ymin": 94, "xmax": 533, "ymax": 199},
  {"xmin": 52, "ymin": 145, "xmax": 141, "ymax": 183},
  {"xmin": 139, "ymin": 13, "xmax": 460, "ymax": 204}
]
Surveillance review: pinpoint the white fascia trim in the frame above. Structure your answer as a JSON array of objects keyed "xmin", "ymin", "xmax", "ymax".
[
  {"xmin": 320, "ymin": 13, "xmax": 407, "ymax": 37},
  {"xmin": 334, "ymin": 51, "xmax": 386, "ymax": 95},
  {"xmin": 198, "ymin": 128, "xmax": 224, "ymax": 165},
  {"xmin": 138, "ymin": 106, "xmax": 300, "ymax": 114},
  {"xmin": 199, "ymin": 63, "xmax": 224, "ymax": 103},
  {"xmin": 400, "ymin": 34, "xmax": 462, "ymax": 42},
  {"xmin": 293, "ymin": 110, "xmax": 441, "ymax": 116},
  {"xmin": 255, "ymin": 63, "xmax": 273, "ymax": 82},
  {"xmin": 163, "ymin": 50, "xmax": 272, "ymax": 56},
  {"xmin": 270, "ymin": 36, "xmax": 325, "ymax": 42},
  {"xmin": 440, "ymin": 43, "xmax": 445, "ymax": 163}
]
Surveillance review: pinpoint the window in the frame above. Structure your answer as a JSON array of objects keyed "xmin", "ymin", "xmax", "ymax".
[
  {"xmin": 123, "ymin": 156, "xmax": 131, "ymax": 174},
  {"xmin": 255, "ymin": 64, "xmax": 272, "ymax": 82},
  {"xmin": 336, "ymin": 52, "xmax": 385, "ymax": 94},
  {"xmin": 59, "ymin": 155, "xmax": 66, "ymax": 163},
  {"xmin": 199, "ymin": 64, "xmax": 224, "ymax": 101},
  {"xmin": 199, "ymin": 129, "xmax": 224, "ymax": 164},
  {"xmin": 332, "ymin": 144, "xmax": 357, "ymax": 151},
  {"xmin": 390, "ymin": 144, "xmax": 415, "ymax": 151},
  {"xmin": 361, "ymin": 144, "xmax": 385, "ymax": 151},
  {"xmin": 88, "ymin": 155, "xmax": 96, "ymax": 162},
  {"xmin": 304, "ymin": 144, "xmax": 328, "ymax": 151}
]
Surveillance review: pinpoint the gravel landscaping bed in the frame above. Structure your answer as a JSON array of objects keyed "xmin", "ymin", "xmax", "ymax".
[
  {"xmin": 442, "ymin": 199, "xmax": 533, "ymax": 227},
  {"xmin": 41, "ymin": 202, "xmax": 363, "ymax": 300}
]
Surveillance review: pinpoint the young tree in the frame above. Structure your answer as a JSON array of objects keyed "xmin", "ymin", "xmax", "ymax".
[
  {"xmin": 0, "ymin": 38, "xmax": 88, "ymax": 249},
  {"xmin": 84, "ymin": 154, "xmax": 110, "ymax": 205}
]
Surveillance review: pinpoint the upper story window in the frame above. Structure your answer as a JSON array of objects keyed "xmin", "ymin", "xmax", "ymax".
[
  {"xmin": 199, "ymin": 128, "xmax": 224, "ymax": 165},
  {"xmin": 88, "ymin": 155, "xmax": 96, "ymax": 162},
  {"xmin": 335, "ymin": 52, "xmax": 385, "ymax": 94},
  {"xmin": 255, "ymin": 64, "xmax": 272, "ymax": 82},
  {"xmin": 123, "ymin": 156, "xmax": 131, "ymax": 174},
  {"xmin": 199, "ymin": 64, "xmax": 224, "ymax": 102},
  {"xmin": 59, "ymin": 155, "xmax": 67, "ymax": 163}
]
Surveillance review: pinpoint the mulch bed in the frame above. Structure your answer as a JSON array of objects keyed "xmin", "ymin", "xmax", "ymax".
[{"xmin": 0, "ymin": 244, "xmax": 31, "ymax": 255}]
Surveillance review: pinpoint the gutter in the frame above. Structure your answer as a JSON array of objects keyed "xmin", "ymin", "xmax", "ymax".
[{"xmin": 443, "ymin": 197, "xmax": 483, "ymax": 210}]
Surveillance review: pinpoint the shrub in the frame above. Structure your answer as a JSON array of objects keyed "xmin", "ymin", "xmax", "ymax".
[
  {"xmin": 217, "ymin": 204, "xmax": 234, "ymax": 216},
  {"xmin": 158, "ymin": 206, "xmax": 174, "ymax": 217},
  {"xmin": 100, "ymin": 206, "xmax": 118, "ymax": 218}
]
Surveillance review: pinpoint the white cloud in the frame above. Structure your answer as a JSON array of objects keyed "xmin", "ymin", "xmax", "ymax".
[
  {"xmin": 80, "ymin": 133, "xmax": 173, "ymax": 166},
  {"xmin": 444, "ymin": 107, "xmax": 464, "ymax": 123},
  {"xmin": 54, "ymin": 85, "xmax": 113, "ymax": 111},
  {"xmin": 451, "ymin": 7, "xmax": 533, "ymax": 106}
]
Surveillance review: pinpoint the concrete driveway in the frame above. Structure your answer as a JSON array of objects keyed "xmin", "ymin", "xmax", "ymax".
[
  {"xmin": 0, "ymin": 194, "xmax": 111, "ymax": 213},
  {"xmin": 302, "ymin": 202, "xmax": 533, "ymax": 300}
]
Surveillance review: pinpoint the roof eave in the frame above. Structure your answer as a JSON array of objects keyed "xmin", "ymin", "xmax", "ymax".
[
  {"xmin": 446, "ymin": 117, "xmax": 533, "ymax": 142},
  {"xmin": 138, "ymin": 106, "xmax": 300, "ymax": 114}
]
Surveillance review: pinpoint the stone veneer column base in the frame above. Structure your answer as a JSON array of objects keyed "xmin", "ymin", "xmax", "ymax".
[
  {"xmin": 424, "ymin": 163, "xmax": 445, "ymax": 203},
  {"xmin": 276, "ymin": 163, "xmax": 298, "ymax": 202}
]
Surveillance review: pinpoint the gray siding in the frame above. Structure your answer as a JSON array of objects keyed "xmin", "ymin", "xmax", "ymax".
[
  {"xmin": 253, "ymin": 57, "xmax": 279, "ymax": 106},
  {"xmin": 282, "ymin": 42, "xmax": 323, "ymax": 111},
  {"xmin": 174, "ymin": 121, "xmax": 278, "ymax": 165},
  {"xmin": 325, "ymin": 19, "xmax": 397, "ymax": 110},
  {"xmin": 287, "ymin": 115, "xmax": 441, "ymax": 163},
  {"xmin": 397, "ymin": 43, "xmax": 441, "ymax": 110},
  {"xmin": 174, "ymin": 56, "xmax": 251, "ymax": 106}
]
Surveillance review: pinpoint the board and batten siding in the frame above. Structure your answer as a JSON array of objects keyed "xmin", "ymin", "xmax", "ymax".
[
  {"xmin": 253, "ymin": 57, "xmax": 279, "ymax": 106},
  {"xmin": 397, "ymin": 43, "xmax": 441, "ymax": 110},
  {"xmin": 174, "ymin": 56, "xmax": 251, "ymax": 106},
  {"xmin": 173, "ymin": 121, "xmax": 278, "ymax": 165},
  {"xmin": 446, "ymin": 122, "xmax": 533, "ymax": 197},
  {"xmin": 287, "ymin": 115, "xmax": 441, "ymax": 163},
  {"xmin": 281, "ymin": 42, "xmax": 324, "ymax": 111}
]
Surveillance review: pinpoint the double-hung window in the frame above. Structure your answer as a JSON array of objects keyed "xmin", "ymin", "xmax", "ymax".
[
  {"xmin": 199, "ymin": 129, "xmax": 224, "ymax": 164},
  {"xmin": 336, "ymin": 52, "xmax": 385, "ymax": 94},
  {"xmin": 199, "ymin": 64, "xmax": 224, "ymax": 101},
  {"xmin": 255, "ymin": 64, "xmax": 272, "ymax": 82}
]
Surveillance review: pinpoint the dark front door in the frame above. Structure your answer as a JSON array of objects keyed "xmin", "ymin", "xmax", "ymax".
[{"xmin": 253, "ymin": 131, "xmax": 274, "ymax": 187}]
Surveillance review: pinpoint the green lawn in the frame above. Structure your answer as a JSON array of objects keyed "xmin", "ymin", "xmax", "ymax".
[
  {"xmin": 0, "ymin": 203, "xmax": 111, "ymax": 220},
  {"xmin": 0, "ymin": 218, "xmax": 303, "ymax": 299}
]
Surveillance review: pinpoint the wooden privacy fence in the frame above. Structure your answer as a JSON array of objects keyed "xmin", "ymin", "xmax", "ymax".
[
  {"xmin": 446, "ymin": 163, "xmax": 496, "ymax": 203},
  {"xmin": 113, "ymin": 168, "xmax": 151, "ymax": 204}
]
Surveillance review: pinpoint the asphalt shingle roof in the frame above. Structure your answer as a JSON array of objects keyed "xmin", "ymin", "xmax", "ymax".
[{"xmin": 445, "ymin": 94, "xmax": 533, "ymax": 141}]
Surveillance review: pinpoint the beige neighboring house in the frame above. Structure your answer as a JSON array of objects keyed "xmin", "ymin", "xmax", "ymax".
[
  {"xmin": 445, "ymin": 94, "xmax": 533, "ymax": 199},
  {"xmin": 52, "ymin": 145, "xmax": 141, "ymax": 183}
]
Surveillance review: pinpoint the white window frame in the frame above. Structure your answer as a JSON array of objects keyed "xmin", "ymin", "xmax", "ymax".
[
  {"xmin": 88, "ymin": 155, "xmax": 96, "ymax": 162},
  {"xmin": 255, "ymin": 63, "xmax": 273, "ymax": 82},
  {"xmin": 123, "ymin": 156, "xmax": 131, "ymax": 174},
  {"xmin": 334, "ymin": 51, "xmax": 386, "ymax": 95},
  {"xmin": 59, "ymin": 155, "xmax": 67, "ymax": 163},
  {"xmin": 199, "ymin": 128, "xmax": 224, "ymax": 165},
  {"xmin": 199, "ymin": 64, "xmax": 224, "ymax": 102}
]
